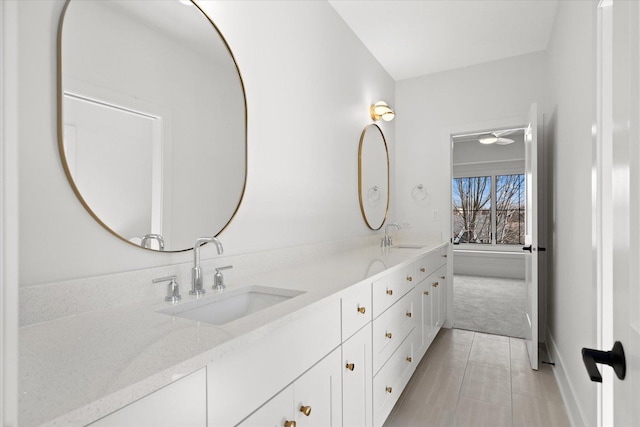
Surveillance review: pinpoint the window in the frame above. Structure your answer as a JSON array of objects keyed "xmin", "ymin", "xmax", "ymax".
[
  {"xmin": 452, "ymin": 174, "xmax": 524, "ymax": 245},
  {"xmin": 495, "ymin": 174, "xmax": 525, "ymax": 244}
]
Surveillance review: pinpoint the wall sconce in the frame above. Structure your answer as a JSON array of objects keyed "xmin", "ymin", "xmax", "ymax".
[{"xmin": 370, "ymin": 101, "xmax": 395, "ymax": 122}]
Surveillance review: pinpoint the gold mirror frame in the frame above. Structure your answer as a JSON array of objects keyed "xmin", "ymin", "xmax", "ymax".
[
  {"xmin": 358, "ymin": 124, "xmax": 390, "ymax": 230},
  {"xmin": 56, "ymin": 0, "xmax": 247, "ymax": 252}
]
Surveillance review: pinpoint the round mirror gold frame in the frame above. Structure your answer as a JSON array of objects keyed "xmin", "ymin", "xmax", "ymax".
[
  {"xmin": 57, "ymin": 0, "xmax": 247, "ymax": 252},
  {"xmin": 358, "ymin": 124, "xmax": 390, "ymax": 230}
]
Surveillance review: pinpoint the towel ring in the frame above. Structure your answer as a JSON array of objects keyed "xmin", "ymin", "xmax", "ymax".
[
  {"xmin": 412, "ymin": 184, "xmax": 427, "ymax": 201},
  {"xmin": 367, "ymin": 186, "xmax": 381, "ymax": 203}
]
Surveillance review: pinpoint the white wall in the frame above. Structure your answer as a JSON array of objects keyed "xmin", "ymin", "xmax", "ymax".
[
  {"xmin": 17, "ymin": 0, "xmax": 395, "ymax": 286},
  {"xmin": 544, "ymin": 1, "xmax": 598, "ymax": 425},
  {"xmin": 395, "ymin": 51, "xmax": 546, "ymax": 238}
]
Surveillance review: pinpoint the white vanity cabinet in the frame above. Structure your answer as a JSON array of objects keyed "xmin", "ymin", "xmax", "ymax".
[
  {"xmin": 89, "ymin": 368, "xmax": 207, "ymax": 427},
  {"xmin": 340, "ymin": 279, "xmax": 373, "ymax": 427},
  {"xmin": 342, "ymin": 323, "xmax": 373, "ymax": 427},
  {"xmin": 416, "ymin": 276, "xmax": 435, "ymax": 359},
  {"xmin": 239, "ymin": 348, "xmax": 342, "ymax": 427},
  {"xmin": 370, "ymin": 263, "xmax": 419, "ymax": 427},
  {"xmin": 433, "ymin": 266, "xmax": 447, "ymax": 329},
  {"xmin": 372, "ymin": 331, "xmax": 416, "ymax": 427},
  {"xmin": 207, "ymin": 299, "xmax": 341, "ymax": 427},
  {"xmin": 371, "ymin": 288, "xmax": 416, "ymax": 374},
  {"xmin": 414, "ymin": 251, "xmax": 448, "ymax": 360},
  {"xmin": 341, "ymin": 279, "xmax": 372, "ymax": 341},
  {"xmin": 371, "ymin": 264, "xmax": 415, "ymax": 319}
]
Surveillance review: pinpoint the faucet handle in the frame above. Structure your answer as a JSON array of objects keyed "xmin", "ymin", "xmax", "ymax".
[
  {"xmin": 213, "ymin": 265, "xmax": 233, "ymax": 291},
  {"xmin": 153, "ymin": 276, "xmax": 181, "ymax": 302}
]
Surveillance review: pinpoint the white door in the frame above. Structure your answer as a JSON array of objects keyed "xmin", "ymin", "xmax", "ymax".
[
  {"xmin": 524, "ymin": 103, "xmax": 539, "ymax": 370},
  {"xmin": 63, "ymin": 93, "xmax": 163, "ymax": 244},
  {"xmin": 595, "ymin": 0, "xmax": 640, "ymax": 425}
]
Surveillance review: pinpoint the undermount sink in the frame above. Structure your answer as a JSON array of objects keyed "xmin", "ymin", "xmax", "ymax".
[{"xmin": 159, "ymin": 285, "xmax": 305, "ymax": 325}]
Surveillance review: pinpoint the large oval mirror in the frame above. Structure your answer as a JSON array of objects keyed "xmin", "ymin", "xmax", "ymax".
[
  {"xmin": 58, "ymin": 0, "xmax": 246, "ymax": 251},
  {"xmin": 358, "ymin": 124, "xmax": 389, "ymax": 230}
]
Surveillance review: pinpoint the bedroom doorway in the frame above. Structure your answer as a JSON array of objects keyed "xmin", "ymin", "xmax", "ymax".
[{"xmin": 450, "ymin": 126, "xmax": 528, "ymax": 339}]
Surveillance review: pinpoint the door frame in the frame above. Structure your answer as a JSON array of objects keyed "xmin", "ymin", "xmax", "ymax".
[
  {"xmin": 441, "ymin": 115, "xmax": 547, "ymax": 332},
  {"xmin": 1, "ymin": 0, "xmax": 20, "ymax": 424}
]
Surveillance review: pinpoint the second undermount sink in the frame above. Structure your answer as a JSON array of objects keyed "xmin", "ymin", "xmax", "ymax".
[
  {"xmin": 392, "ymin": 244, "xmax": 425, "ymax": 249},
  {"xmin": 159, "ymin": 285, "xmax": 305, "ymax": 325}
]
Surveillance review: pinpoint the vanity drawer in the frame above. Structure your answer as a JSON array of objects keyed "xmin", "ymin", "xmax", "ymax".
[
  {"xmin": 372, "ymin": 331, "xmax": 416, "ymax": 427},
  {"xmin": 341, "ymin": 280, "xmax": 372, "ymax": 341},
  {"xmin": 372, "ymin": 265, "xmax": 415, "ymax": 318},
  {"xmin": 414, "ymin": 248, "xmax": 447, "ymax": 283},
  {"xmin": 372, "ymin": 289, "xmax": 416, "ymax": 375}
]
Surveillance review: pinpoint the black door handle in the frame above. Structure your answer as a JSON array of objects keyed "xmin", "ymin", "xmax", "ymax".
[
  {"xmin": 538, "ymin": 247, "xmax": 546, "ymax": 251},
  {"xmin": 582, "ymin": 341, "xmax": 626, "ymax": 383},
  {"xmin": 522, "ymin": 245, "xmax": 532, "ymax": 252}
]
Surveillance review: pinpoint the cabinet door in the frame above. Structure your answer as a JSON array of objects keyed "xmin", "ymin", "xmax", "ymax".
[
  {"xmin": 238, "ymin": 385, "xmax": 294, "ymax": 427},
  {"xmin": 342, "ymin": 323, "xmax": 372, "ymax": 427},
  {"xmin": 429, "ymin": 274, "xmax": 441, "ymax": 330},
  {"xmin": 341, "ymin": 280, "xmax": 372, "ymax": 341},
  {"xmin": 435, "ymin": 266, "xmax": 447, "ymax": 328},
  {"xmin": 90, "ymin": 368, "xmax": 206, "ymax": 427},
  {"xmin": 294, "ymin": 348, "xmax": 342, "ymax": 427},
  {"xmin": 416, "ymin": 279, "xmax": 434, "ymax": 360}
]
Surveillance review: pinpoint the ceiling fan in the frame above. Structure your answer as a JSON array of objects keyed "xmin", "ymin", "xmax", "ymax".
[{"xmin": 478, "ymin": 130, "xmax": 515, "ymax": 145}]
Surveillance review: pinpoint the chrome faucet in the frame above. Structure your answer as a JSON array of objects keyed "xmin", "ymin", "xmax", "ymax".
[
  {"xmin": 141, "ymin": 233, "xmax": 165, "ymax": 251},
  {"xmin": 191, "ymin": 236, "xmax": 224, "ymax": 296},
  {"xmin": 381, "ymin": 223, "xmax": 401, "ymax": 247}
]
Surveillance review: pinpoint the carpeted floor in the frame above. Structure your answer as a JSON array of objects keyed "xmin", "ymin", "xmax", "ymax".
[{"xmin": 453, "ymin": 275, "xmax": 527, "ymax": 338}]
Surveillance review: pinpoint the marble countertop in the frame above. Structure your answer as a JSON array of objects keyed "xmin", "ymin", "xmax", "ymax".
[{"xmin": 19, "ymin": 240, "xmax": 446, "ymax": 427}]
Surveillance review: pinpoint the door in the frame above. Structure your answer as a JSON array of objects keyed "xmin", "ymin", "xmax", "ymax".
[
  {"xmin": 524, "ymin": 103, "xmax": 539, "ymax": 370},
  {"xmin": 63, "ymin": 93, "xmax": 163, "ymax": 245},
  {"xmin": 595, "ymin": 0, "xmax": 640, "ymax": 425}
]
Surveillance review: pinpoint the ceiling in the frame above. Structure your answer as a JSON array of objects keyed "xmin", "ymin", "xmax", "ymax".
[{"xmin": 328, "ymin": 0, "xmax": 559, "ymax": 81}]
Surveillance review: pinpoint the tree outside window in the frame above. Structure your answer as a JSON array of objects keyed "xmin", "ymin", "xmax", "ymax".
[
  {"xmin": 452, "ymin": 174, "xmax": 524, "ymax": 245},
  {"xmin": 495, "ymin": 174, "xmax": 524, "ymax": 244},
  {"xmin": 452, "ymin": 176, "xmax": 491, "ymax": 244}
]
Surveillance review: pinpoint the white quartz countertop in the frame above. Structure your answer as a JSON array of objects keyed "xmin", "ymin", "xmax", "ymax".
[{"xmin": 19, "ymin": 240, "xmax": 447, "ymax": 426}]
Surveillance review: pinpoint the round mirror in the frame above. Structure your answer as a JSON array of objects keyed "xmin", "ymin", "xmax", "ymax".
[
  {"xmin": 358, "ymin": 124, "xmax": 389, "ymax": 230},
  {"xmin": 57, "ymin": 0, "xmax": 246, "ymax": 251}
]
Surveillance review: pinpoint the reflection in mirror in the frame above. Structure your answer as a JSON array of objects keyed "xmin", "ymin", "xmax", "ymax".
[
  {"xmin": 58, "ymin": 0, "xmax": 246, "ymax": 251},
  {"xmin": 358, "ymin": 124, "xmax": 389, "ymax": 230}
]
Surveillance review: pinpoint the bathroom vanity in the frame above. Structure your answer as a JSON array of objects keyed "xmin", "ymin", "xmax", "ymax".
[{"xmin": 19, "ymin": 239, "xmax": 448, "ymax": 427}]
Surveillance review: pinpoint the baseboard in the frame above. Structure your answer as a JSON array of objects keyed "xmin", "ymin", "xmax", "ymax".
[{"xmin": 545, "ymin": 329, "xmax": 588, "ymax": 427}]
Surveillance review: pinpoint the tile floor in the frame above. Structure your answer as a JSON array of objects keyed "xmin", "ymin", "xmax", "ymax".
[{"xmin": 383, "ymin": 329, "xmax": 571, "ymax": 427}]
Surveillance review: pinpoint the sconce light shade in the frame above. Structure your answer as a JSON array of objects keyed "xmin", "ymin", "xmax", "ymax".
[{"xmin": 370, "ymin": 101, "xmax": 395, "ymax": 122}]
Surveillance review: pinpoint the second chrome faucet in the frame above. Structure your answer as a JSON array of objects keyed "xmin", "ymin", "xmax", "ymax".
[{"xmin": 191, "ymin": 236, "xmax": 224, "ymax": 295}]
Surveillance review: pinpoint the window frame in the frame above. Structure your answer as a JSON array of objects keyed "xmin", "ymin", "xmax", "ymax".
[{"xmin": 452, "ymin": 165, "xmax": 524, "ymax": 252}]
